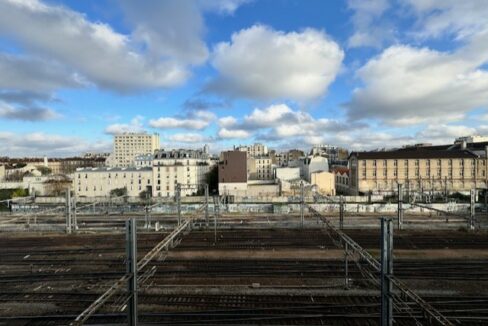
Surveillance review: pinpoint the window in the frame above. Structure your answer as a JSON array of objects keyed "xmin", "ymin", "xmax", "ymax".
[
  {"xmin": 373, "ymin": 170, "xmax": 377, "ymax": 177},
  {"xmin": 394, "ymin": 160, "xmax": 397, "ymax": 167},
  {"xmin": 373, "ymin": 160, "xmax": 377, "ymax": 167}
]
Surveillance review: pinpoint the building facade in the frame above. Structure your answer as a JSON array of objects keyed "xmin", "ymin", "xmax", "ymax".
[
  {"xmin": 111, "ymin": 132, "xmax": 160, "ymax": 167},
  {"xmin": 218, "ymin": 151, "xmax": 247, "ymax": 195},
  {"xmin": 247, "ymin": 156, "xmax": 273, "ymax": 180},
  {"xmin": 349, "ymin": 145, "xmax": 488, "ymax": 195},
  {"xmin": 152, "ymin": 149, "xmax": 211, "ymax": 197},
  {"xmin": 74, "ymin": 167, "xmax": 152, "ymax": 197}
]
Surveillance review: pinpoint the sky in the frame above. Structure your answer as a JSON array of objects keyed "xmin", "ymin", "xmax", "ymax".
[{"xmin": 1, "ymin": 0, "xmax": 488, "ymax": 157}]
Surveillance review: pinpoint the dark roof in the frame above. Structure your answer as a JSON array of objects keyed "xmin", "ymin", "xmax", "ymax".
[{"xmin": 350, "ymin": 149, "xmax": 479, "ymax": 160}]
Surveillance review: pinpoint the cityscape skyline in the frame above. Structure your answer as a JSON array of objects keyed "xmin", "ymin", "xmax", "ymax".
[{"xmin": 1, "ymin": 0, "xmax": 488, "ymax": 157}]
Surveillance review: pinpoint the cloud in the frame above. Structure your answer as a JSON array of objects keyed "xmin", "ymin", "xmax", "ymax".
[
  {"xmin": 0, "ymin": 53, "xmax": 82, "ymax": 95},
  {"xmin": 218, "ymin": 128, "xmax": 250, "ymax": 139},
  {"xmin": 183, "ymin": 97, "xmax": 229, "ymax": 111},
  {"xmin": 105, "ymin": 116, "xmax": 145, "ymax": 134},
  {"xmin": 199, "ymin": 0, "xmax": 251, "ymax": 15},
  {"xmin": 218, "ymin": 116, "xmax": 237, "ymax": 128},
  {"xmin": 0, "ymin": 131, "xmax": 111, "ymax": 157},
  {"xmin": 208, "ymin": 25, "xmax": 344, "ymax": 102},
  {"xmin": 0, "ymin": 0, "xmax": 194, "ymax": 92},
  {"xmin": 0, "ymin": 102, "xmax": 60, "ymax": 121},
  {"xmin": 168, "ymin": 133, "xmax": 212, "ymax": 143},
  {"xmin": 415, "ymin": 124, "xmax": 476, "ymax": 142},
  {"xmin": 119, "ymin": 0, "xmax": 208, "ymax": 66},
  {"xmin": 217, "ymin": 104, "xmax": 363, "ymax": 145},
  {"xmin": 149, "ymin": 110, "xmax": 216, "ymax": 130},
  {"xmin": 347, "ymin": 0, "xmax": 392, "ymax": 48},
  {"xmin": 345, "ymin": 45, "xmax": 488, "ymax": 125},
  {"xmin": 406, "ymin": 0, "xmax": 488, "ymax": 40}
]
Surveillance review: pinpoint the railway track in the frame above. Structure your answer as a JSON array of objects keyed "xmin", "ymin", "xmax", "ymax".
[{"xmin": 1, "ymin": 294, "xmax": 487, "ymax": 325}]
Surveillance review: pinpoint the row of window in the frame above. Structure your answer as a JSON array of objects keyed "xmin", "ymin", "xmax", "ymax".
[{"xmin": 362, "ymin": 159, "xmax": 481, "ymax": 167}]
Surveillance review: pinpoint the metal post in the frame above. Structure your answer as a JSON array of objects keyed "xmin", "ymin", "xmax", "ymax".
[
  {"xmin": 470, "ymin": 189, "xmax": 475, "ymax": 230},
  {"xmin": 485, "ymin": 190, "xmax": 488, "ymax": 213},
  {"xmin": 126, "ymin": 218, "xmax": 138, "ymax": 326},
  {"xmin": 144, "ymin": 206, "xmax": 150, "ymax": 229},
  {"xmin": 213, "ymin": 196, "xmax": 219, "ymax": 244},
  {"xmin": 176, "ymin": 184, "xmax": 181, "ymax": 226},
  {"xmin": 380, "ymin": 218, "xmax": 393, "ymax": 326},
  {"xmin": 339, "ymin": 195, "xmax": 344, "ymax": 230},
  {"xmin": 72, "ymin": 194, "xmax": 77, "ymax": 231},
  {"xmin": 344, "ymin": 242, "xmax": 349, "ymax": 289},
  {"xmin": 300, "ymin": 181, "xmax": 304, "ymax": 229},
  {"xmin": 66, "ymin": 190, "xmax": 72, "ymax": 234},
  {"xmin": 205, "ymin": 184, "xmax": 209, "ymax": 227},
  {"xmin": 397, "ymin": 184, "xmax": 403, "ymax": 230}
]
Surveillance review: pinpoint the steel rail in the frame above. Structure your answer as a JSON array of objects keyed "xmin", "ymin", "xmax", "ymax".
[
  {"xmin": 71, "ymin": 203, "xmax": 205, "ymax": 325},
  {"xmin": 307, "ymin": 205, "xmax": 454, "ymax": 326}
]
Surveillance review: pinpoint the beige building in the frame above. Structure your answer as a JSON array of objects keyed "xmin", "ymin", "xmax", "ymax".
[
  {"xmin": 349, "ymin": 145, "xmax": 488, "ymax": 195},
  {"xmin": 247, "ymin": 156, "xmax": 273, "ymax": 180},
  {"xmin": 153, "ymin": 149, "xmax": 212, "ymax": 197},
  {"xmin": 75, "ymin": 167, "xmax": 152, "ymax": 197},
  {"xmin": 111, "ymin": 132, "xmax": 160, "ymax": 167},
  {"xmin": 235, "ymin": 143, "xmax": 268, "ymax": 158},
  {"xmin": 0, "ymin": 165, "xmax": 5, "ymax": 181},
  {"xmin": 310, "ymin": 171, "xmax": 336, "ymax": 196}
]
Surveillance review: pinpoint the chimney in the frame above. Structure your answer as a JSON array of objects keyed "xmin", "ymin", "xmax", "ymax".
[{"xmin": 461, "ymin": 140, "xmax": 467, "ymax": 150}]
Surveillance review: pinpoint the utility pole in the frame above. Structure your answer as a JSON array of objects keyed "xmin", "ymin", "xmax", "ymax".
[
  {"xmin": 470, "ymin": 189, "xmax": 476, "ymax": 230},
  {"xmin": 300, "ymin": 181, "xmax": 304, "ymax": 229},
  {"xmin": 205, "ymin": 184, "xmax": 209, "ymax": 227},
  {"xmin": 213, "ymin": 195, "xmax": 219, "ymax": 244},
  {"xmin": 344, "ymin": 242, "xmax": 349, "ymax": 289},
  {"xmin": 72, "ymin": 193, "xmax": 77, "ymax": 231},
  {"xmin": 380, "ymin": 218, "xmax": 393, "ymax": 326},
  {"xmin": 339, "ymin": 195, "xmax": 344, "ymax": 230},
  {"xmin": 144, "ymin": 206, "xmax": 150, "ymax": 229},
  {"xmin": 176, "ymin": 184, "xmax": 181, "ymax": 226},
  {"xmin": 66, "ymin": 190, "xmax": 72, "ymax": 234},
  {"xmin": 126, "ymin": 218, "xmax": 138, "ymax": 326},
  {"xmin": 397, "ymin": 184, "xmax": 403, "ymax": 230}
]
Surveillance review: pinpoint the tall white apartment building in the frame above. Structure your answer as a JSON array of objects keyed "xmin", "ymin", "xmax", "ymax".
[
  {"xmin": 153, "ymin": 149, "xmax": 213, "ymax": 197},
  {"xmin": 111, "ymin": 132, "xmax": 160, "ymax": 167}
]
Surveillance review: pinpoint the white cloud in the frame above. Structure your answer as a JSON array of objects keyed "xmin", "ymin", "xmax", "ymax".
[
  {"xmin": 0, "ymin": 102, "xmax": 60, "ymax": 121},
  {"xmin": 209, "ymin": 25, "xmax": 344, "ymax": 102},
  {"xmin": 218, "ymin": 128, "xmax": 250, "ymax": 139},
  {"xmin": 217, "ymin": 104, "xmax": 360, "ymax": 145},
  {"xmin": 0, "ymin": 131, "xmax": 111, "ymax": 157},
  {"xmin": 218, "ymin": 116, "xmax": 237, "ymax": 128},
  {"xmin": 347, "ymin": 0, "xmax": 392, "ymax": 48},
  {"xmin": 406, "ymin": 0, "xmax": 488, "ymax": 40},
  {"xmin": 346, "ymin": 45, "xmax": 488, "ymax": 125},
  {"xmin": 0, "ymin": 0, "xmax": 193, "ymax": 92},
  {"xmin": 168, "ymin": 133, "xmax": 211, "ymax": 143},
  {"xmin": 105, "ymin": 116, "xmax": 145, "ymax": 134},
  {"xmin": 199, "ymin": 0, "xmax": 251, "ymax": 15},
  {"xmin": 119, "ymin": 0, "xmax": 208, "ymax": 66},
  {"xmin": 416, "ymin": 124, "xmax": 476, "ymax": 142},
  {"xmin": 149, "ymin": 110, "xmax": 215, "ymax": 130}
]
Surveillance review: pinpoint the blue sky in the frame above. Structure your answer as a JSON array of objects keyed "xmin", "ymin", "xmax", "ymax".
[{"xmin": 1, "ymin": 0, "xmax": 488, "ymax": 156}]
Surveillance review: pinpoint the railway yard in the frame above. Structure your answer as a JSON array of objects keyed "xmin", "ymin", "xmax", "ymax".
[{"xmin": 0, "ymin": 208, "xmax": 488, "ymax": 325}]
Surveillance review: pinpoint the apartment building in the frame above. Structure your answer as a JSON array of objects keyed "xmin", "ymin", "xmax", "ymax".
[
  {"xmin": 111, "ymin": 132, "xmax": 160, "ymax": 167},
  {"xmin": 235, "ymin": 143, "xmax": 268, "ymax": 158},
  {"xmin": 349, "ymin": 144, "xmax": 488, "ymax": 195},
  {"xmin": 74, "ymin": 167, "xmax": 152, "ymax": 197},
  {"xmin": 218, "ymin": 151, "xmax": 247, "ymax": 195},
  {"xmin": 152, "ymin": 149, "xmax": 211, "ymax": 197},
  {"xmin": 247, "ymin": 156, "xmax": 273, "ymax": 180}
]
